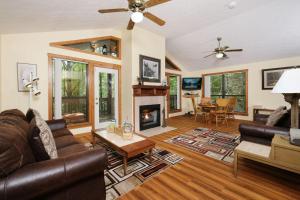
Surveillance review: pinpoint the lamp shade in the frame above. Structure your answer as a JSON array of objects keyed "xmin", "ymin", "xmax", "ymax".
[{"xmin": 272, "ymin": 68, "xmax": 300, "ymax": 94}]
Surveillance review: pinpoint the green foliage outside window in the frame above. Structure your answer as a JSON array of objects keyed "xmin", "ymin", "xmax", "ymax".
[{"xmin": 209, "ymin": 71, "xmax": 247, "ymax": 113}]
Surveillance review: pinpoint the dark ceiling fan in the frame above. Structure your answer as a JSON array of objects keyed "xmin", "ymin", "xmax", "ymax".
[
  {"xmin": 98, "ymin": 0, "xmax": 170, "ymax": 30},
  {"xmin": 204, "ymin": 37, "xmax": 243, "ymax": 59}
]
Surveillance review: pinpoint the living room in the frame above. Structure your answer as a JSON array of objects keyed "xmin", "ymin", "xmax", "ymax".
[{"xmin": 0, "ymin": 0, "xmax": 300, "ymax": 200}]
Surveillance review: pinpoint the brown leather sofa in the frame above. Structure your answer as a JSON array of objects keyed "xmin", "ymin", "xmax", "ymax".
[
  {"xmin": 239, "ymin": 109, "xmax": 293, "ymax": 145},
  {"xmin": 0, "ymin": 109, "xmax": 106, "ymax": 200}
]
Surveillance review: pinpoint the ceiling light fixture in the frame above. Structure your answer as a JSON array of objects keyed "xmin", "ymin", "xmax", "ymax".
[
  {"xmin": 216, "ymin": 53, "xmax": 224, "ymax": 59},
  {"xmin": 227, "ymin": 1, "xmax": 237, "ymax": 9},
  {"xmin": 131, "ymin": 11, "xmax": 144, "ymax": 23}
]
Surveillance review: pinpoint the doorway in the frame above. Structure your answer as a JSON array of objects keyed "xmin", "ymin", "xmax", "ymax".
[{"xmin": 94, "ymin": 67, "xmax": 119, "ymax": 129}]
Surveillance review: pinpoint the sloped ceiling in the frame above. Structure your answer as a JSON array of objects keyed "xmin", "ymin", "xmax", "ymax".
[{"xmin": 0, "ymin": 0, "xmax": 299, "ymax": 71}]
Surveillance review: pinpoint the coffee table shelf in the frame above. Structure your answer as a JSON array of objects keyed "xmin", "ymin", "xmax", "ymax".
[{"xmin": 92, "ymin": 129, "xmax": 155, "ymax": 175}]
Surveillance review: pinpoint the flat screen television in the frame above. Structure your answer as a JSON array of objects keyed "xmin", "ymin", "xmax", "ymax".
[{"xmin": 182, "ymin": 77, "xmax": 202, "ymax": 90}]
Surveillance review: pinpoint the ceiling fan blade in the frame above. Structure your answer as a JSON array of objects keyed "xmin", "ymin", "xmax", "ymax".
[
  {"xmin": 144, "ymin": 0, "xmax": 171, "ymax": 8},
  {"xmin": 98, "ymin": 8, "xmax": 129, "ymax": 13},
  {"xmin": 224, "ymin": 49, "xmax": 243, "ymax": 52},
  {"xmin": 144, "ymin": 12, "xmax": 166, "ymax": 26},
  {"xmin": 127, "ymin": 19, "xmax": 135, "ymax": 30},
  {"xmin": 204, "ymin": 53, "xmax": 217, "ymax": 58}
]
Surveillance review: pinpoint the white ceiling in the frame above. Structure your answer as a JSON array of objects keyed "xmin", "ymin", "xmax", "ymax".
[{"xmin": 0, "ymin": 0, "xmax": 299, "ymax": 71}]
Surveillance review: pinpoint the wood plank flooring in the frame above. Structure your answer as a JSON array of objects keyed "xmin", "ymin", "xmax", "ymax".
[{"xmin": 76, "ymin": 115, "xmax": 300, "ymax": 200}]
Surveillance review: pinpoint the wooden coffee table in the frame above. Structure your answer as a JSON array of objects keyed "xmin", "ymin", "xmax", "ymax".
[{"xmin": 92, "ymin": 129, "xmax": 155, "ymax": 175}]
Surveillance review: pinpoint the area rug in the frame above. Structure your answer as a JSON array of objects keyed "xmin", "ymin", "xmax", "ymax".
[
  {"xmin": 139, "ymin": 126, "xmax": 177, "ymax": 137},
  {"xmin": 90, "ymin": 141, "xmax": 183, "ymax": 200},
  {"xmin": 165, "ymin": 128, "xmax": 240, "ymax": 163}
]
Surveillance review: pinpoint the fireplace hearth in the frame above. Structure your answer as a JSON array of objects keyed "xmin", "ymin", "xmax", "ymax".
[{"xmin": 139, "ymin": 104, "xmax": 161, "ymax": 131}]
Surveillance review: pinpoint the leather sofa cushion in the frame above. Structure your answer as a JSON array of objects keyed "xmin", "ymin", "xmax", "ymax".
[
  {"xmin": 0, "ymin": 109, "xmax": 26, "ymax": 121},
  {"xmin": 0, "ymin": 124, "xmax": 35, "ymax": 178},
  {"xmin": 52, "ymin": 128, "xmax": 73, "ymax": 138},
  {"xmin": 28, "ymin": 121, "xmax": 51, "ymax": 161},
  {"xmin": 55, "ymin": 135, "xmax": 79, "ymax": 150},
  {"xmin": 58, "ymin": 144, "xmax": 88, "ymax": 158}
]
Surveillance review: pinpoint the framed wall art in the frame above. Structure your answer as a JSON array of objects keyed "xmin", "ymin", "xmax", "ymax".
[
  {"xmin": 262, "ymin": 66, "xmax": 300, "ymax": 90},
  {"xmin": 139, "ymin": 55, "xmax": 161, "ymax": 83},
  {"xmin": 17, "ymin": 62, "xmax": 37, "ymax": 92}
]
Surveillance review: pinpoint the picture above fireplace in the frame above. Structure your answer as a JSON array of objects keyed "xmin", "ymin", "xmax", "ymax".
[{"xmin": 139, "ymin": 104, "xmax": 161, "ymax": 131}]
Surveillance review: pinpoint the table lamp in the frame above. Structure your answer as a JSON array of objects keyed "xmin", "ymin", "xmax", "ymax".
[{"xmin": 272, "ymin": 68, "xmax": 300, "ymax": 128}]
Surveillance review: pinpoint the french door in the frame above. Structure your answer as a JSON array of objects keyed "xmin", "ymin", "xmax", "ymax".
[{"xmin": 94, "ymin": 67, "xmax": 119, "ymax": 129}]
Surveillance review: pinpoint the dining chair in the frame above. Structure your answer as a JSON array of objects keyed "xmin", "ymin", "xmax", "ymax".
[
  {"xmin": 200, "ymin": 97, "xmax": 212, "ymax": 105},
  {"xmin": 227, "ymin": 97, "xmax": 237, "ymax": 120},
  {"xmin": 210, "ymin": 98, "xmax": 230, "ymax": 127},
  {"xmin": 194, "ymin": 102, "xmax": 210, "ymax": 123}
]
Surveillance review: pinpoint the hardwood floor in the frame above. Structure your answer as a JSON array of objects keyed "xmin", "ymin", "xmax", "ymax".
[{"xmin": 76, "ymin": 115, "xmax": 300, "ymax": 200}]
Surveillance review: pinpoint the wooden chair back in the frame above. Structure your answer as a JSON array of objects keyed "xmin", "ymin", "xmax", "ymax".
[
  {"xmin": 201, "ymin": 97, "xmax": 211, "ymax": 105},
  {"xmin": 216, "ymin": 98, "xmax": 230, "ymax": 111},
  {"xmin": 228, "ymin": 97, "xmax": 237, "ymax": 112}
]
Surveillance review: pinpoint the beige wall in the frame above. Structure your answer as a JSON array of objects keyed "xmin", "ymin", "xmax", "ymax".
[
  {"xmin": 0, "ymin": 28, "xmax": 122, "ymax": 119},
  {"xmin": 0, "ymin": 35, "xmax": 2, "ymax": 109},
  {"xmin": 121, "ymin": 27, "xmax": 166, "ymax": 124},
  {"xmin": 182, "ymin": 56, "xmax": 300, "ymax": 120},
  {"xmin": 0, "ymin": 27, "xmax": 166, "ymax": 134}
]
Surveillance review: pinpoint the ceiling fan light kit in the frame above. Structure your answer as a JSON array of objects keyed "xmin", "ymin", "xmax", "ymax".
[
  {"xmin": 216, "ymin": 53, "xmax": 224, "ymax": 59},
  {"xmin": 98, "ymin": 0, "xmax": 170, "ymax": 30},
  {"xmin": 131, "ymin": 11, "xmax": 144, "ymax": 23},
  {"xmin": 204, "ymin": 37, "xmax": 243, "ymax": 59}
]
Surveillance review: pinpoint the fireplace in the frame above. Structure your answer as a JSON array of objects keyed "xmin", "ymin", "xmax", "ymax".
[{"xmin": 139, "ymin": 104, "xmax": 161, "ymax": 131}]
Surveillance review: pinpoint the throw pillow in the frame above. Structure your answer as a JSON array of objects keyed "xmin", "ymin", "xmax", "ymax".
[
  {"xmin": 32, "ymin": 110, "xmax": 58, "ymax": 159},
  {"xmin": 25, "ymin": 108, "xmax": 35, "ymax": 123},
  {"xmin": 266, "ymin": 106, "xmax": 288, "ymax": 126},
  {"xmin": 28, "ymin": 120, "xmax": 51, "ymax": 161}
]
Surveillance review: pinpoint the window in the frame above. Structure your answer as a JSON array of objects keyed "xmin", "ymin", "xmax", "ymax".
[
  {"xmin": 203, "ymin": 70, "xmax": 248, "ymax": 114},
  {"xmin": 167, "ymin": 73, "xmax": 181, "ymax": 113},
  {"xmin": 51, "ymin": 58, "xmax": 89, "ymax": 125}
]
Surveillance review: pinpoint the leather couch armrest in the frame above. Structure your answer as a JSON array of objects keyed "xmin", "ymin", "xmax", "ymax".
[
  {"xmin": 253, "ymin": 114, "xmax": 269, "ymax": 124},
  {"xmin": 239, "ymin": 123, "xmax": 289, "ymax": 144},
  {"xmin": 0, "ymin": 148, "xmax": 107, "ymax": 200},
  {"xmin": 46, "ymin": 119, "xmax": 67, "ymax": 131}
]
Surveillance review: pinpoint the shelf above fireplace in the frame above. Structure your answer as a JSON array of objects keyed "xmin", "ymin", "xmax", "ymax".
[{"xmin": 132, "ymin": 85, "xmax": 169, "ymax": 97}]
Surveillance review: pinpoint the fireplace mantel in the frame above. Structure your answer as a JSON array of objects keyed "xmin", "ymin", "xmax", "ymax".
[{"xmin": 132, "ymin": 85, "xmax": 169, "ymax": 97}]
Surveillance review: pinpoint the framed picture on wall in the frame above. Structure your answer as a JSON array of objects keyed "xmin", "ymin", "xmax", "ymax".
[
  {"xmin": 139, "ymin": 55, "xmax": 161, "ymax": 83},
  {"xmin": 262, "ymin": 66, "xmax": 300, "ymax": 90},
  {"xmin": 17, "ymin": 63, "xmax": 37, "ymax": 92}
]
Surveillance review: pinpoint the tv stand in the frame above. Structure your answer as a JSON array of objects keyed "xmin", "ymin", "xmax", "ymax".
[{"xmin": 183, "ymin": 93, "xmax": 200, "ymax": 115}]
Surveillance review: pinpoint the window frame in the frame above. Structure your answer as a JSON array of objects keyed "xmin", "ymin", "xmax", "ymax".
[
  {"xmin": 166, "ymin": 72, "xmax": 182, "ymax": 115},
  {"xmin": 48, "ymin": 53, "xmax": 122, "ymax": 129},
  {"xmin": 202, "ymin": 69, "xmax": 248, "ymax": 116}
]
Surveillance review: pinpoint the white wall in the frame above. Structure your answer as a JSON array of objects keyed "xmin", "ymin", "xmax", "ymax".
[{"xmin": 182, "ymin": 56, "xmax": 300, "ymax": 120}]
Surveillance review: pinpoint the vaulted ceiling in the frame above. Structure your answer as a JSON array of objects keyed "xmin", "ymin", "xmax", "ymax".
[{"xmin": 0, "ymin": 0, "xmax": 299, "ymax": 71}]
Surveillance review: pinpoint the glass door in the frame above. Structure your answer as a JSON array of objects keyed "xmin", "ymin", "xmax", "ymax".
[{"xmin": 94, "ymin": 67, "xmax": 119, "ymax": 129}]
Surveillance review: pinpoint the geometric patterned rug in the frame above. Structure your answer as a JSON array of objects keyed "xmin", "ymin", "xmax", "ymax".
[
  {"xmin": 91, "ymin": 141, "xmax": 184, "ymax": 200},
  {"xmin": 165, "ymin": 128, "xmax": 240, "ymax": 163}
]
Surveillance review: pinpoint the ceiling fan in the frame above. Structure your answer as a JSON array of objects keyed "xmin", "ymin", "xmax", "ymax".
[
  {"xmin": 204, "ymin": 37, "xmax": 243, "ymax": 59},
  {"xmin": 98, "ymin": 0, "xmax": 170, "ymax": 30}
]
